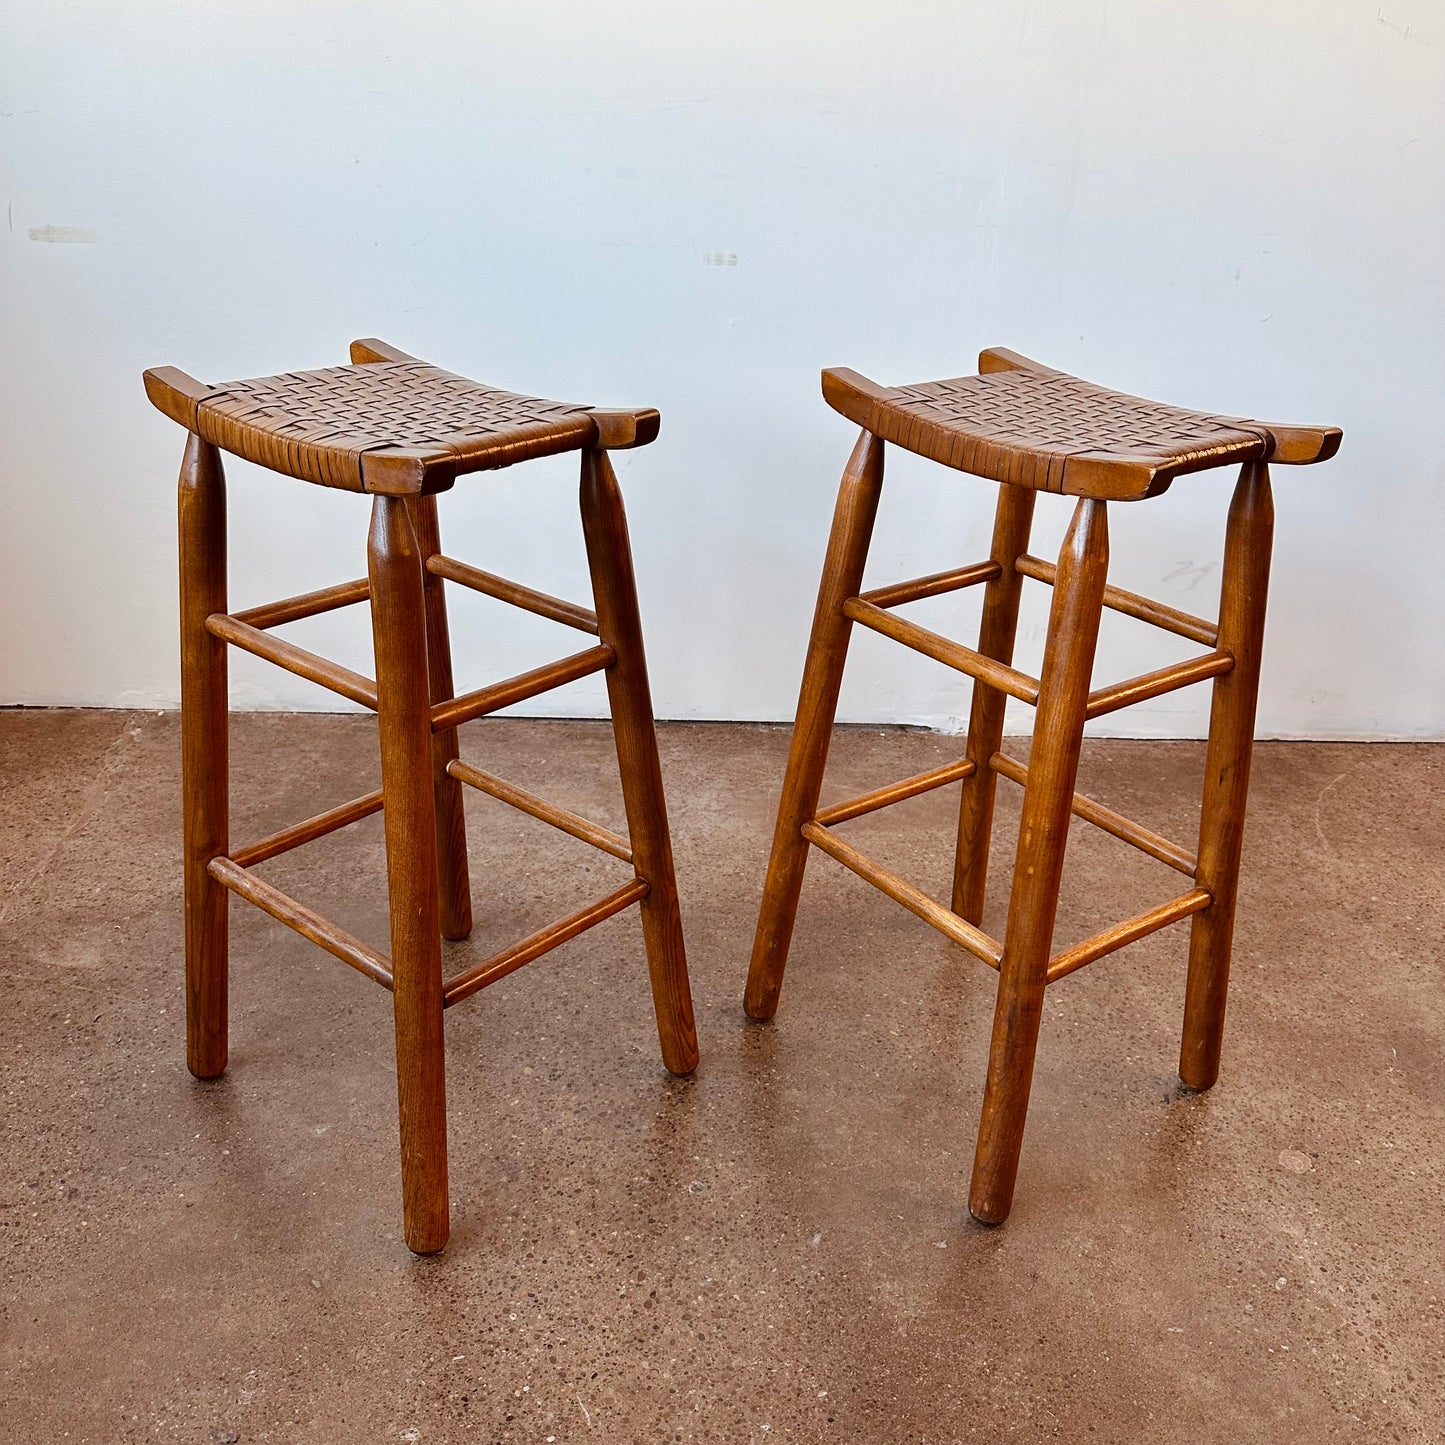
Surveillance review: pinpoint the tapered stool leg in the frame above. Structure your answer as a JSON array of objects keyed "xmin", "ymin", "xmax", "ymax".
[
  {"xmin": 745, "ymin": 430, "xmax": 886, "ymax": 1019},
  {"xmin": 178, "ymin": 434, "xmax": 230, "ymax": 1080},
  {"xmin": 409, "ymin": 495, "xmax": 473, "ymax": 942},
  {"xmin": 1179, "ymin": 462, "xmax": 1274, "ymax": 1091},
  {"xmin": 952, "ymin": 483, "xmax": 1036, "ymax": 922},
  {"xmin": 369, "ymin": 496, "xmax": 449, "ymax": 1254},
  {"xmin": 970, "ymin": 498, "xmax": 1109, "ymax": 1224},
  {"xmin": 580, "ymin": 449, "xmax": 699, "ymax": 1077}
]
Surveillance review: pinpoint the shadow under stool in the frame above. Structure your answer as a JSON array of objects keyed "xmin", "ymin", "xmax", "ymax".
[
  {"xmin": 144, "ymin": 338, "xmax": 699, "ymax": 1254},
  {"xmin": 745, "ymin": 347, "xmax": 1340, "ymax": 1224}
]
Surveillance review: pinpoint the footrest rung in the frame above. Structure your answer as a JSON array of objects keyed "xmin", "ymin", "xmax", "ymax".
[
  {"xmin": 1015, "ymin": 554, "xmax": 1218, "ymax": 648},
  {"xmin": 1085, "ymin": 650, "xmax": 1233, "ymax": 720},
  {"xmin": 447, "ymin": 759, "xmax": 632, "ymax": 862},
  {"xmin": 207, "ymin": 612, "xmax": 379, "ymax": 710},
  {"xmin": 442, "ymin": 877, "xmax": 649, "ymax": 1007},
  {"xmin": 208, "ymin": 856, "xmax": 394, "ymax": 989},
  {"xmin": 427, "ymin": 555, "xmax": 598, "ymax": 635},
  {"xmin": 857, "ymin": 560, "xmax": 1001, "ymax": 610},
  {"xmin": 431, "ymin": 644, "xmax": 615, "ymax": 732},
  {"xmin": 802, "ymin": 820, "xmax": 1002, "ymax": 968},
  {"xmin": 814, "ymin": 756, "xmax": 976, "ymax": 827},
  {"xmin": 1046, "ymin": 888, "xmax": 1212, "ymax": 984},
  {"xmin": 843, "ymin": 597, "xmax": 1040, "ymax": 705},
  {"xmin": 231, "ymin": 789, "xmax": 385, "ymax": 868},
  {"xmin": 232, "ymin": 577, "xmax": 371, "ymax": 631},
  {"xmin": 990, "ymin": 752, "xmax": 1197, "ymax": 876}
]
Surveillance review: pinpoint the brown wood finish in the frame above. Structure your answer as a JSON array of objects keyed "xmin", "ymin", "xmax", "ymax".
[
  {"xmin": 1046, "ymin": 887, "xmax": 1212, "ymax": 985},
  {"xmin": 447, "ymin": 758, "xmax": 633, "ymax": 862},
  {"xmin": 208, "ymin": 856, "xmax": 394, "ymax": 990},
  {"xmin": 229, "ymin": 789, "xmax": 385, "ymax": 869},
  {"xmin": 442, "ymin": 878, "xmax": 650, "ymax": 1008},
  {"xmin": 1085, "ymin": 649, "xmax": 1234, "ymax": 720},
  {"xmin": 843, "ymin": 597, "xmax": 1041, "ymax": 704},
  {"xmin": 813, "ymin": 756, "xmax": 975, "ymax": 827},
  {"xmin": 1180, "ymin": 462, "xmax": 1274, "ymax": 1090},
  {"xmin": 989, "ymin": 751, "xmax": 1197, "ymax": 877},
  {"xmin": 969, "ymin": 497, "xmax": 1110, "ymax": 1224},
  {"xmin": 409, "ymin": 495, "xmax": 473, "ymax": 942},
  {"xmin": 206, "ymin": 612, "xmax": 379, "ymax": 710},
  {"xmin": 428, "ymin": 644, "xmax": 614, "ymax": 733},
  {"xmin": 368, "ymin": 494, "xmax": 450, "ymax": 1255},
  {"xmin": 856, "ymin": 559, "xmax": 1001, "ymax": 609},
  {"xmin": 580, "ymin": 448, "xmax": 699, "ymax": 1076},
  {"xmin": 1015, "ymin": 554, "xmax": 1218, "ymax": 647},
  {"xmin": 178, "ymin": 434, "xmax": 229, "ymax": 1080},
  {"xmin": 803, "ymin": 822, "xmax": 1002, "ymax": 968},
  {"xmin": 951, "ymin": 483, "xmax": 1037, "ymax": 921},
  {"xmin": 744, "ymin": 430, "xmax": 886, "ymax": 1020},
  {"xmin": 232, "ymin": 576, "xmax": 371, "ymax": 630},
  {"xmin": 426, "ymin": 554, "xmax": 599, "ymax": 634}
]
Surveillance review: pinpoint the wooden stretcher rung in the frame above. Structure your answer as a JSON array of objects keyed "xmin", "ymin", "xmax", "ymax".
[
  {"xmin": 208, "ymin": 856, "xmax": 394, "ymax": 990},
  {"xmin": 430, "ymin": 644, "xmax": 615, "ymax": 733},
  {"xmin": 802, "ymin": 820, "xmax": 1003, "ymax": 968},
  {"xmin": 989, "ymin": 752, "xmax": 1197, "ymax": 876},
  {"xmin": 232, "ymin": 577, "xmax": 371, "ymax": 631},
  {"xmin": 230, "ymin": 789, "xmax": 385, "ymax": 869},
  {"xmin": 207, "ymin": 612, "xmax": 379, "ymax": 710},
  {"xmin": 856, "ymin": 560, "xmax": 1001, "ymax": 610},
  {"xmin": 427, "ymin": 554, "xmax": 599, "ymax": 635},
  {"xmin": 843, "ymin": 597, "xmax": 1041, "ymax": 705},
  {"xmin": 446, "ymin": 759, "xmax": 632, "ymax": 862},
  {"xmin": 1046, "ymin": 887, "xmax": 1212, "ymax": 984},
  {"xmin": 1085, "ymin": 649, "xmax": 1234, "ymax": 720},
  {"xmin": 442, "ymin": 877, "xmax": 650, "ymax": 1007},
  {"xmin": 814, "ymin": 756, "xmax": 977, "ymax": 827},
  {"xmin": 1015, "ymin": 554, "xmax": 1219, "ymax": 647}
]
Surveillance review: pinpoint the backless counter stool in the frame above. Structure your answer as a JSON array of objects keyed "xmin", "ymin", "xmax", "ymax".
[
  {"xmin": 746, "ymin": 348, "xmax": 1340, "ymax": 1224},
  {"xmin": 145, "ymin": 338, "xmax": 698, "ymax": 1254}
]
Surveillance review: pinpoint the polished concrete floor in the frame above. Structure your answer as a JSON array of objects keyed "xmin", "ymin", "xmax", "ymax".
[{"xmin": 1, "ymin": 710, "xmax": 1441, "ymax": 1443}]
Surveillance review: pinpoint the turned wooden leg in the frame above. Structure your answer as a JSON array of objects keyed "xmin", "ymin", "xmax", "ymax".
[
  {"xmin": 408, "ymin": 495, "xmax": 473, "ymax": 942},
  {"xmin": 969, "ymin": 497, "xmax": 1109, "ymax": 1224},
  {"xmin": 1179, "ymin": 462, "xmax": 1274, "ymax": 1091},
  {"xmin": 580, "ymin": 449, "xmax": 699, "ymax": 1077},
  {"xmin": 744, "ymin": 430, "xmax": 885, "ymax": 1020},
  {"xmin": 369, "ymin": 495, "xmax": 449, "ymax": 1254},
  {"xmin": 178, "ymin": 434, "xmax": 230, "ymax": 1080},
  {"xmin": 952, "ymin": 483, "xmax": 1036, "ymax": 922}
]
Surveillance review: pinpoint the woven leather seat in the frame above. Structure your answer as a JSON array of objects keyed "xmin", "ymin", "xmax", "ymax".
[
  {"xmin": 823, "ymin": 348, "xmax": 1340, "ymax": 499},
  {"xmin": 144, "ymin": 346, "xmax": 658, "ymax": 495}
]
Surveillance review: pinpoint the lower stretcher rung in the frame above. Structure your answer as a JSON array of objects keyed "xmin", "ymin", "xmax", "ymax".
[
  {"xmin": 814, "ymin": 756, "xmax": 976, "ymax": 827},
  {"xmin": 442, "ymin": 877, "xmax": 649, "ymax": 1007},
  {"xmin": 230, "ymin": 789, "xmax": 384, "ymax": 869},
  {"xmin": 208, "ymin": 856, "xmax": 393, "ymax": 989},
  {"xmin": 802, "ymin": 820, "xmax": 1002, "ymax": 968},
  {"xmin": 447, "ymin": 758, "xmax": 632, "ymax": 862},
  {"xmin": 431, "ymin": 644, "xmax": 614, "ymax": 732},
  {"xmin": 1046, "ymin": 888, "xmax": 1212, "ymax": 984},
  {"xmin": 990, "ymin": 752, "xmax": 1196, "ymax": 876}
]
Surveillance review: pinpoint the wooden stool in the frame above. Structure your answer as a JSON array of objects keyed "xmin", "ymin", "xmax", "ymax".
[
  {"xmin": 745, "ymin": 348, "xmax": 1340, "ymax": 1224},
  {"xmin": 144, "ymin": 338, "xmax": 698, "ymax": 1254}
]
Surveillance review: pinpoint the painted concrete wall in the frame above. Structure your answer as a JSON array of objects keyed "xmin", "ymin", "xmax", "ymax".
[{"xmin": 2, "ymin": 1, "xmax": 1441, "ymax": 736}]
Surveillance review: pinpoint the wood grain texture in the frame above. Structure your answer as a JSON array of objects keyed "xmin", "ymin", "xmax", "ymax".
[
  {"xmin": 744, "ymin": 430, "xmax": 885, "ymax": 1020},
  {"xmin": 580, "ymin": 448, "xmax": 699, "ymax": 1076},
  {"xmin": 369, "ymin": 495, "xmax": 450, "ymax": 1255},
  {"xmin": 1180, "ymin": 462, "xmax": 1275, "ymax": 1090},
  {"xmin": 177, "ymin": 434, "xmax": 229, "ymax": 1080},
  {"xmin": 970, "ymin": 497, "xmax": 1110, "ymax": 1225},
  {"xmin": 952, "ymin": 483, "xmax": 1036, "ymax": 921},
  {"xmin": 409, "ymin": 495, "xmax": 473, "ymax": 942}
]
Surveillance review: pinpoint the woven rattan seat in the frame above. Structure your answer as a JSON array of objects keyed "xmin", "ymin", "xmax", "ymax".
[
  {"xmin": 144, "ymin": 345, "xmax": 658, "ymax": 495},
  {"xmin": 823, "ymin": 348, "xmax": 1340, "ymax": 499}
]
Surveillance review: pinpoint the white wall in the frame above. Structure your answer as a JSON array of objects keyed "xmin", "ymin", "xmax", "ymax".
[{"xmin": 2, "ymin": 1, "xmax": 1441, "ymax": 737}]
